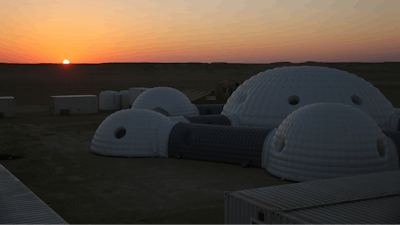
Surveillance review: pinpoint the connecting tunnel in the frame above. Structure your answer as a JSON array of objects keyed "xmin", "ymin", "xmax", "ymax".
[{"xmin": 167, "ymin": 122, "xmax": 273, "ymax": 167}]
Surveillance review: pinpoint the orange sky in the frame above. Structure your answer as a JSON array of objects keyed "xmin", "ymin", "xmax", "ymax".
[{"xmin": 1, "ymin": 0, "xmax": 399, "ymax": 64}]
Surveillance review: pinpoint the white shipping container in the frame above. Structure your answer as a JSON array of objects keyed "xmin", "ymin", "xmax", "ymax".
[
  {"xmin": 120, "ymin": 90, "xmax": 130, "ymax": 109},
  {"xmin": 99, "ymin": 91, "xmax": 120, "ymax": 111},
  {"xmin": 225, "ymin": 171, "xmax": 400, "ymax": 224},
  {"xmin": 129, "ymin": 87, "xmax": 149, "ymax": 106},
  {"xmin": 50, "ymin": 95, "xmax": 98, "ymax": 115},
  {"xmin": 0, "ymin": 96, "xmax": 15, "ymax": 118}
]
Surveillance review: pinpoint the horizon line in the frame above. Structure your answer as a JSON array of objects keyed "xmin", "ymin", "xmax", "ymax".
[{"xmin": 1, "ymin": 61, "xmax": 399, "ymax": 65}]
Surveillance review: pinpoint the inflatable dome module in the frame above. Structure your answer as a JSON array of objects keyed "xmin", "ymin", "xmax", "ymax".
[
  {"xmin": 91, "ymin": 109, "xmax": 185, "ymax": 157},
  {"xmin": 132, "ymin": 87, "xmax": 199, "ymax": 117},
  {"xmin": 222, "ymin": 66, "xmax": 396, "ymax": 131},
  {"xmin": 99, "ymin": 91, "xmax": 121, "ymax": 111},
  {"xmin": 267, "ymin": 102, "xmax": 397, "ymax": 182}
]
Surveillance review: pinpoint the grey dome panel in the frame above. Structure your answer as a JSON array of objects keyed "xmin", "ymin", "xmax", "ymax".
[
  {"xmin": 196, "ymin": 104, "xmax": 225, "ymax": 115},
  {"xmin": 183, "ymin": 115, "xmax": 231, "ymax": 126},
  {"xmin": 151, "ymin": 107, "xmax": 171, "ymax": 116},
  {"xmin": 168, "ymin": 122, "xmax": 272, "ymax": 167},
  {"xmin": 383, "ymin": 131, "xmax": 400, "ymax": 162}
]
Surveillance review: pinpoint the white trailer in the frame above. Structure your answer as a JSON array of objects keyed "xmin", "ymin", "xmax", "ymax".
[
  {"xmin": 120, "ymin": 90, "xmax": 130, "ymax": 109},
  {"xmin": 225, "ymin": 171, "xmax": 400, "ymax": 224},
  {"xmin": 0, "ymin": 96, "xmax": 16, "ymax": 118},
  {"xmin": 99, "ymin": 91, "xmax": 120, "ymax": 111},
  {"xmin": 50, "ymin": 95, "xmax": 98, "ymax": 116},
  {"xmin": 128, "ymin": 87, "xmax": 149, "ymax": 107}
]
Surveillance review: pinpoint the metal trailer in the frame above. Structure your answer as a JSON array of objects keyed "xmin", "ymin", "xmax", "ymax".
[
  {"xmin": 0, "ymin": 96, "xmax": 16, "ymax": 118},
  {"xmin": 50, "ymin": 95, "xmax": 98, "ymax": 116},
  {"xmin": 225, "ymin": 171, "xmax": 400, "ymax": 224}
]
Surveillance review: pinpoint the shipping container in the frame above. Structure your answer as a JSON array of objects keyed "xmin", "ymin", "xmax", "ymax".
[
  {"xmin": 99, "ymin": 90, "xmax": 120, "ymax": 110},
  {"xmin": 0, "ymin": 164, "xmax": 68, "ymax": 224},
  {"xmin": 50, "ymin": 95, "xmax": 98, "ymax": 115},
  {"xmin": 120, "ymin": 90, "xmax": 130, "ymax": 109},
  {"xmin": 0, "ymin": 96, "xmax": 16, "ymax": 118},
  {"xmin": 225, "ymin": 171, "xmax": 400, "ymax": 224}
]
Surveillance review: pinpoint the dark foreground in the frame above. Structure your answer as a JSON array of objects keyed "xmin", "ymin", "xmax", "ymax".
[
  {"xmin": 0, "ymin": 62, "xmax": 399, "ymax": 223},
  {"xmin": 0, "ymin": 109, "xmax": 292, "ymax": 223}
]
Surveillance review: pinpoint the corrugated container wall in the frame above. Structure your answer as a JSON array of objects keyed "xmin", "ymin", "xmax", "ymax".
[{"xmin": 225, "ymin": 171, "xmax": 400, "ymax": 224}]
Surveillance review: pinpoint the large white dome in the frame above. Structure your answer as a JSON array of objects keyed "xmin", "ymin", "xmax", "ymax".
[
  {"xmin": 91, "ymin": 109, "xmax": 174, "ymax": 157},
  {"xmin": 132, "ymin": 87, "xmax": 198, "ymax": 116},
  {"xmin": 267, "ymin": 102, "xmax": 395, "ymax": 182},
  {"xmin": 222, "ymin": 66, "xmax": 395, "ymax": 130}
]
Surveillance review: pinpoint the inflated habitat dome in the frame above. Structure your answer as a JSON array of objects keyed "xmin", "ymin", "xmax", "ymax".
[
  {"xmin": 222, "ymin": 66, "xmax": 395, "ymax": 130},
  {"xmin": 266, "ymin": 102, "xmax": 397, "ymax": 182},
  {"xmin": 132, "ymin": 87, "xmax": 199, "ymax": 116},
  {"xmin": 91, "ymin": 109, "xmax": 179, "ymax": 157}
]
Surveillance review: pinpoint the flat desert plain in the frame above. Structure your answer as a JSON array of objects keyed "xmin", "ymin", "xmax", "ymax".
[{"xmin": 0, "ymin": 62, "xmax": 399, "ymax": 223}]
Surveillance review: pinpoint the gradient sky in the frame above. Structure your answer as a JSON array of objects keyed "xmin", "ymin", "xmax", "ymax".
[{"xmin": 1, "ymin": 0, "xmax": 399, "ymax": 64}]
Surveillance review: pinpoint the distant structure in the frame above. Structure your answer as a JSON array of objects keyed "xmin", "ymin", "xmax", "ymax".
[
  {"xmin": 120, "ymin": 90, "xmax": 130, "ymax": 109},
  {"xmin": 0, "ymin": 96, "xmax": 15, "ymax": 118},
  {"xmin": 131, "ymin": 87, "xmax": 198, "ymax": 116},
  {"xmin": 215, "ymin": 80, "xmax": 241, "ymax": 103},
  {"xmin": 99, "ymin": 91, "xmax": 120, "ymax": 111},
  {"xmin": 50, "ymin": 95, "xmax": 98, "ymax": 116}
]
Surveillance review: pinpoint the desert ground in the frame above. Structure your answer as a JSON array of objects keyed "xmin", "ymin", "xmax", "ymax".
[{"xmin": 0, "ymin": 62, "xmax": 399, "ymax": 223}]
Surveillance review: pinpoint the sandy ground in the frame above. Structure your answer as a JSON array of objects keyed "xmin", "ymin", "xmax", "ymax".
[
  {"xmin": 0, "ymin": 109, "xmax": 292, "ymax": 223},
  {"xmin": 0, "ymin": 62, "xmax": 399, "ymax": 223}
]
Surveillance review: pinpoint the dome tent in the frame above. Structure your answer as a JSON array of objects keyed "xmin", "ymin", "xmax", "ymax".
[
  {"xmin": 132, "ymin": 87, "xmax": 199, "ymax": 117},
  {"xmin": 222, "ymin": 66, "xmax": 396, "ymax": 131},
  {"xmin": 267, "ymin": 102, "xmax": 396, "ymax": 182},
  {"xmin": 91, "ymin": 109, "xmax": 186, "ymax": 157}
]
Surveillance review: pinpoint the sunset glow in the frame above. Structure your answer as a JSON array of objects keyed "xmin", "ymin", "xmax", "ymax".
[
  {"xmin": 63, "ymin": 60, "xmax": 70, "ymax": 64},
  {"xmin": 0, "ymin": 0, "xmax": 399, "ymax": 64}
]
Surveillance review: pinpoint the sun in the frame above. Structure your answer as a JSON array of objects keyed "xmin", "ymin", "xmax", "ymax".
[{"xmin": 63, "ymin": 59, "xmax": 70, "ymax": 64}]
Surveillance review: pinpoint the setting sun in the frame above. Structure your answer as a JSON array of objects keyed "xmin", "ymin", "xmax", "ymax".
[{"xmin": 63, "ymin": 59, "xmax": 69, "ymax": 64}]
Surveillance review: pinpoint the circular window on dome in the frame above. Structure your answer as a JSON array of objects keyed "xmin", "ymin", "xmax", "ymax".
[
  {"xmin": 351, "ymin": 95, "xmax": 362, "ymax": 105},
  {"xmin": 276, "ymin": 136, "xmax": 285, "ymax": 152},
  {"xmin": 377, "ymin": 140, "xmax": 385, "ymax": 157},
  {"xmin": 288, "ymin": 95, "xmax": 300, "ymax": 105},
  {"xmin": 114, "ymin": 127, "xmax": 127, "ymax": 139}
]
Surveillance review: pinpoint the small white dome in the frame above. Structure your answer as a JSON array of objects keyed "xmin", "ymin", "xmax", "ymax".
[
  {"xmin": 132, "ymin": 87, "xmax": 198, "ymax": 116},
  {"xmin": 267, "ymin": 102, "xmax": 393, "ymax": 182},
  {"xmin": 91, "ymin": 109, "xmax": 171, "ymax": 157},
  {"xmin": 222, "ymin": 66, "xmax": 395, "ymax": 130}
]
